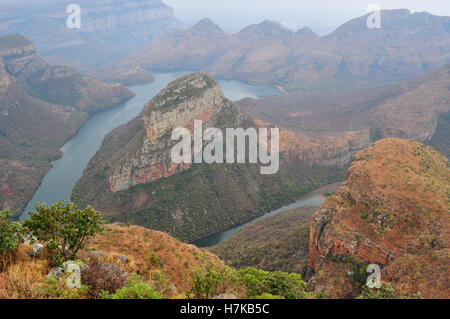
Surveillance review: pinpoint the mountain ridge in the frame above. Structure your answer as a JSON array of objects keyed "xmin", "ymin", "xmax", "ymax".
[{"xmin": 123, "ymin": 9, "xmax": 450, "ymax": 90}]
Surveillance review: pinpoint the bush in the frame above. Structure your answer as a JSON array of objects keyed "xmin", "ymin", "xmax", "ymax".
[
  {"xmin": 187, "ymin": 263, "xmax": 237, "ymax": 299},
  {"xmin": 238, "ymin": 267, "xmax": 308, "ymax": 299},
  {"xmin": 357, "ymin": 282, "xmax": 397, "ymax": 299},
  {"xmin": 81, "ymin": 259, "xmax": 129, "ymax": 297},
  {"xmin": 101, "ymin": 274, "xmax": 162, "ymax": 299},
  {"xmin": 23, "ymin": 201, "xmax": 105, "ymax": 265},
  {"xmin": 0, "ymin": 209, "xmax": 24, "ymax": 270}
]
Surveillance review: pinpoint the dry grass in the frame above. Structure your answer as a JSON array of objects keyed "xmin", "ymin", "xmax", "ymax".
[
  {"xmin": 2, "ymin": 245, "xmax": 50, "ymax": 299},
  {"xmin": 88, "ymin": 224, "xmax": 223, "ymax": 293}
]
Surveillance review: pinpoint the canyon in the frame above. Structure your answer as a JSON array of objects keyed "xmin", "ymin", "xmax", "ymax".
[
  {"xmin": 0, "ymin": 34, "xmax": 134, "ymax": 217},
  {"xmin": 0, "ymin": 0, "xmax": 185, "ymax": 70},
  {"xmin": 72, "ymin": 72, "xmax": 368, "ymax": 242},
  {"xmin": 237, "ymin": 63, "xmax": 450, "ymax": 159}
]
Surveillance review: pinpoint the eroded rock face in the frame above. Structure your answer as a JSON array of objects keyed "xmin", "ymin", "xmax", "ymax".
[
  {"xmin": 308, "ymin": 138, "xmax": 450, "ymax": 298},
  {"xmin": 107, "ymin": 72, "xmax": 370, "ymax": 193},
  {"xmin": 108, "ymin": 73, "xmax": 247, "ymax": 192},
  {"xmin": 0, "ymin": 0, "xmax": 186, "ymax": 68}
]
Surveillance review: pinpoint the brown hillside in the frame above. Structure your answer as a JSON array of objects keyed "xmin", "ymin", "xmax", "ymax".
[{"xmin": 309, "ymin": 138, "xmax": 450, "ymax": 298}]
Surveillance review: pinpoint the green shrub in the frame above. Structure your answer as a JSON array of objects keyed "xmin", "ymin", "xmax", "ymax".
[
  {"xmin": 23, "ymin": 201, "xmax": 105, "ymax": 265},
  {"xmin": 187, "ymin": 263, "xmax": 237, "ymax": 299},
  {"xmin": 146, "ymin": 253, "xmax": 163, "ymax": 268},
  {"xmin": 238, "ymin": 267, "xmax": 308, "ymax": 299},
  {"xmin": 101, "ymin": 274, "xmax": 162, "ymax": 299},
  {"xmin": 357, "ymin": 282, "xmax": 397, "ymax": 299},
  {"xmin": 0, "ymin": 209, "xmax": 24, "ymax": 270}
]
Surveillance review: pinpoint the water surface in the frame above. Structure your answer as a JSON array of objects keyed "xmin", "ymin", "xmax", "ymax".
[{"xmin": 20, "ymin": 71, "xmax": 280, "ymax": 220}]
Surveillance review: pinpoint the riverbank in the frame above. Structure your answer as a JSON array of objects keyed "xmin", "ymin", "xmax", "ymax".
[
  {"xmin": 192, "ymin": 182, "xmax": 342, "ymax": 248},
  {"xmin": 19, "ymin": 71, "xmax": 283, "ymax": 221}
]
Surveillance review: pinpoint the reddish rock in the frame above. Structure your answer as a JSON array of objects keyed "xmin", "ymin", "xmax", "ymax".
[{"xmin": 308, "ymin": 138, "xmax": 450, "ymax": 298}]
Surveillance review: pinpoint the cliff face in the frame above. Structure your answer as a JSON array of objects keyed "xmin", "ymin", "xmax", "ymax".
[
  {"xmin": 0, "ymin": 0, "xmax": 186, "ymax": 69},
  {"xmin": 73, "ymin": 72, "xmax": 370, "ymax": 241},
  {"xmin": 308, "ymin": 138, "xmax": 449, "ymax": 298},
  {"xmin": 124, "ymin": 10, "xmax": 450, "ymax": 89},
  {"xmin": 0, "ymin": 35, "xmax": 134, "ymax": 111},
  {"xmin": 108, "ymin": 74, "xmax": 248, "ymax": 192},
  {"xmin": 0, "ymin": 34, "xmax": 134, "ymax": 217}
]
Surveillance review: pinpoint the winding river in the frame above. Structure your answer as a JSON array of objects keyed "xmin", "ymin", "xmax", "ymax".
[
  {"xmin": 19, "ymin": 71, "xmax": 280, "ymax": 221},
  {"xmin": 192, "ymin": 183, "xmax": 340, "ymax": 248}
]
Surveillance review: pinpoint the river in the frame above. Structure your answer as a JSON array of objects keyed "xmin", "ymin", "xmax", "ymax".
[
  {"xmin": 19, "ymin": 71, "xmax": 280, "ymax": 221},
  {"xmin": 192, "ymin": 183, "xmax": 340, "ymax": 248}
]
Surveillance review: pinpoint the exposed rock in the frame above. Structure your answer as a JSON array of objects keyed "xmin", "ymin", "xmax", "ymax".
[
  {"xmin": 0, "ymin": 0, "xmax": 186, "ymax": 69},
  {"xmin": 308, "ymin": 138, "xmax": 450, "ymax": 298},
  {"xmin": 118, "ymin": 255, "xmax": 127, "ymax": 264},
  {"xmin": 47, "ymin": 267, "xmax": 64, "ymax": 279},
  {"xmin": 27, "ymin": 243, "xmax": 44, "ymax": 258}
]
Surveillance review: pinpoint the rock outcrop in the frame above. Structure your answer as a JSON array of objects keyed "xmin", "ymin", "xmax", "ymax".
[
  {"xmin": 0, "ymin": 0, "xmax": 186, "ymax": 69},
  {"xmin": 308, "ymin": 138, "xmax": 449, "ymax": 298}
]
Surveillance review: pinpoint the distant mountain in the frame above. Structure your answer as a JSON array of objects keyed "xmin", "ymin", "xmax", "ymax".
[
  {"xmin": 72, "ymin": 72, "xmax": 369, "ymax": 242},
  {"xmin": 309, "ymin": 138, "xmax": 450, "ymax": 298},
  {"xmin": 124, "ymin": 9, "xmax": 450, "ymax": 90},
  {"xmin": 0, "ymin": 34, "xmax": 134, "ymax": 217},
  {"xmin": 238, "ymin": 63, "xmax": 450, "ymax": 158},
  {"xmin": 0, "ymin": 0, "xmax": 186, "ymax": 69}
]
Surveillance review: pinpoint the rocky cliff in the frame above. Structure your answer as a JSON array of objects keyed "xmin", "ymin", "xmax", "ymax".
[
  {"xmin": 0, "ymin": 34, "xmax": 134, "ymax": 217},
  {"xmin": 124, "ymin": 10, "xmax": 450, "ymax": 90},
  {"xmin": 72, "ymin": 72, "xmax": 371, "ymax": 241},
  {"xmin": 0, "ymin": 0, "xmax": 186, "ymax": 69},
  {"xmin": 308, "ymin": 138, "xmax": 449, "ymax": 298}
]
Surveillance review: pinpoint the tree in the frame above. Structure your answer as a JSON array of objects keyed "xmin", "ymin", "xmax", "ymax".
[
  {"xmin": 23, "ymin": 201, "xmax": 105, "ymax": 265},
  {"xmin": 0, "ymin": 209, "xmax": 24, "ymax": 271}
]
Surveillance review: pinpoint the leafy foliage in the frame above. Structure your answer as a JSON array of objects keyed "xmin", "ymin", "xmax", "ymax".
[
  {"xmin": 23, "ymin": 201, "xmax": 105, "ymax": 265},
  {"xmin": 237, "ymin": 267, "xmax": 309, "ymax": 299},
  {"xmin": 357, "ymin": 282, "xmax": 397, "ymax": 299},
  {"xmin": 187, "ymin": 263, "xmax": 313, "ymax": 299},
  {"xmin": 101, "ymin": 274, "xmax": 162, "ymax": 299},
  {"xmin": 187, "ymin": 263, "xmax": 237, "ymax": 299},
  {"xmin": 0, "ymin": 209, "xmax": 24, "ymax": 270}
]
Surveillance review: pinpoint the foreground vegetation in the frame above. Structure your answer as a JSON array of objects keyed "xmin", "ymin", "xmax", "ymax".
[{"xmin": 0, "ymin": 202, "xmax": 318, "ymax": 299}]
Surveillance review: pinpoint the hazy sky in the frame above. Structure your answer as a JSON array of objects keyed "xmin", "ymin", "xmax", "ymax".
[{"xmin": 164, "ymin": 0, "xmax": 450, "ymax": 34}]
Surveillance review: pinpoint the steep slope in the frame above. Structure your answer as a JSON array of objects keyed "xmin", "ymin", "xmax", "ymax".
[
  {"xmin": 0, "ymin": 0, "xmax": 186, "ymax": 69},
  {"xmin": 0, "ymin": 34, "xmax": 134, "ymax": 217},
  {"xmin": 72, "ymin": 72, "xmax": 370, "ymax": 242},
  {"xmin": 210, "ymin": 184, "xmax": 340, "ymax": 276},
  {"xmin": 308, "ymin": 138, "xmax": 449, "ymax": 298},
  {"xmin": 123, "ymin": 10, "xmax": 450, "ymax": 90},
  {"xmin": 210, "ymin": 206, "xmax": 316, "ymax": 276},
  {"xmin": 238, "ymin": 63, "xmax": 450, "ymax": 158}
]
